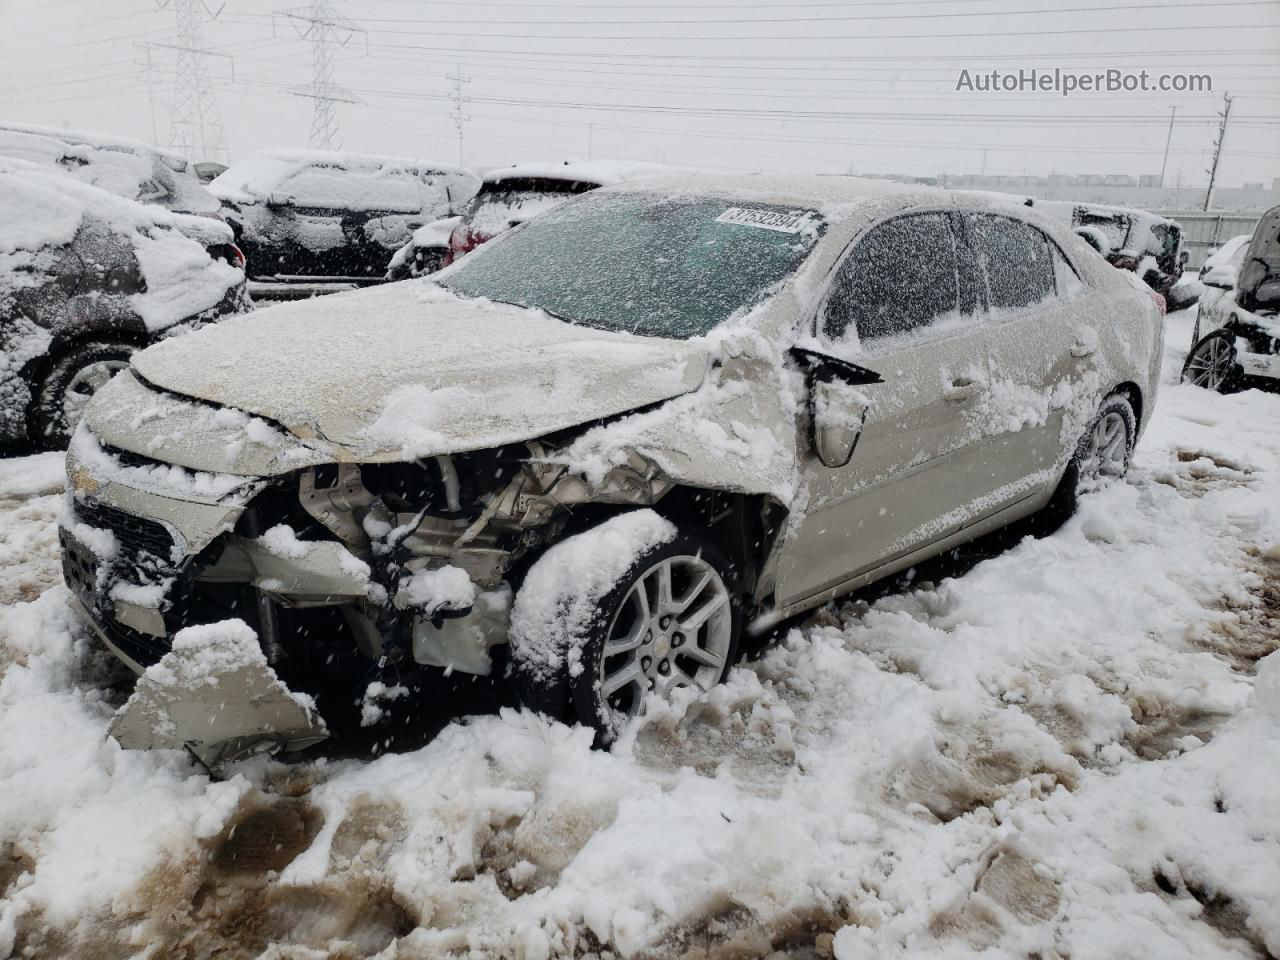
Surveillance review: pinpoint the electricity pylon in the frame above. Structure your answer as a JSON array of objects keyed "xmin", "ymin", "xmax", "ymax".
[
  {"xmin": 154, "ymin": 0, "xmax": 231, "ymax": 163},
  {"xmin": 277, "ymin": 3, "xmax": 366, "ymax": 151}
]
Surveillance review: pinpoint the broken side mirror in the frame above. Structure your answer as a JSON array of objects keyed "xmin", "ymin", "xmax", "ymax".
[{"xmin": 789, "ymin": 346, "xmax": 882, "ymax": 469}]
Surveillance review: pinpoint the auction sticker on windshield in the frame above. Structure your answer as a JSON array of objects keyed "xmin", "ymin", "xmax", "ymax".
[{"xmin": 715, "ymin": 207, "xmax": 809, "ymax": 233}]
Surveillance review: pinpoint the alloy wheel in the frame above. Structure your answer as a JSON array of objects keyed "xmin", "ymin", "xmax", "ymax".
[
  {"xmin": 1184, "ymin": 335, "xmax": 1234, "ymax": 391},
  {"xmin": 1079, "ymin": 409, "xmax": 1130, "ymax": 484},
  {"xmin": 597, "ymin": 554, "xmax": 733, "ymax": 728}
]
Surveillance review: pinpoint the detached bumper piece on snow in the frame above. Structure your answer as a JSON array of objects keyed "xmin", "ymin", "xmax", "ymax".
[
  {"xmin": 61, "ymin": 493, "xmax": 333, "ymax": 768},
  {"xmin": 105, "ymin": 616, "xmax": 328, "ymax": 770}
]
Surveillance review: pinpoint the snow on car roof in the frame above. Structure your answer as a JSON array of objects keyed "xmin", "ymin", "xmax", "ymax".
[
  {"xmin": 596, "ymin": 171, "xmax": 950, "ymax": 219},
  {"xmin": 0, "ymin": 157, "xmax": 184, "ymax": 251},
  {"xmin": 209, "ymin": 149, "xmax": 475, "ymax": 204},
  {"xmin": 480, "ymin": 159, "xmax": 686, "ymax": 188},
  {"xmin": 0, "ymin": 121, "xmax": 192, "ymax": 172}
]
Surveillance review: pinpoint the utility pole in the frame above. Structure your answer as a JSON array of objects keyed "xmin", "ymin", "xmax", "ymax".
[
  {"xmin": 1159, "ymin": 105, "xmax": 1176, "ymax": 187},
  {"xmin": 447, "ymin": 63, "xmax": 470, "ymax": 166},
  {"xmin": 277, "ymin": 3, "xmax": 366, "ymax": 151},
  {"xmin": 586, "ymin": 121, "xmax": 594, "ymax": 161},
  {"xmin": 152, "ymin": 0, "xmax": 232, "ymax": 162},
  {"xmin": 1204, "ymin": 91, "xmax": 1232, "ymax": 212}
]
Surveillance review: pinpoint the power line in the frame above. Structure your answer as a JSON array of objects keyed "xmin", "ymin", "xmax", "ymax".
[{"xmin": 226, "ymin": 1, "xmax": 1272, "ymax": 27}]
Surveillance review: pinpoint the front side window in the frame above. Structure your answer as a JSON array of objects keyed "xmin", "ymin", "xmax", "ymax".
[
  {"xmin": 969, "ymin": 213, "xmax": 1056, "ymax": 311},
  {"xmin": 439, "ymin": 192, "xmax": 822, "ymax": 340},
  {"xmin": 822, "ymin": 212, "xmax": 962, "ymax": 347}
]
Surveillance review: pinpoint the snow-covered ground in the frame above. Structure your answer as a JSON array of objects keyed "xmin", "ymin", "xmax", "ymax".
[{"xmin": 1, "ymin": 308, "xmax": 1277, "ymax": 960}]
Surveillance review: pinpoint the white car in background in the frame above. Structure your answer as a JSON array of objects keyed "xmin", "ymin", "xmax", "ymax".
[
  {"xmin": 1183, "ymin": 205, "xmax": 1280, "ymax": 392},
  {"xmin": 60, "ymin": 175, "xmax": 1162, "ymax": 765}
]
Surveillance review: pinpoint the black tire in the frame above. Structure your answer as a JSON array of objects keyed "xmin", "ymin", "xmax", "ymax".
[
  {"xmin": 29, "ymin": 340, "xmax": 135, "ymax": 448},
  {"xmin": 1036, "ymin": 393, "xmax": 1138, "ymax": 535},
  {"xmin": 1181, "ymin": 330, "xmax": 1243, "ymax": 394},
  {"xmin": 510, "ymin": 523, "xmax": 742, "ymax": 743}
]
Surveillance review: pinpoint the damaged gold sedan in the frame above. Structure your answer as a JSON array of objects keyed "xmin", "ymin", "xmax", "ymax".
[{"xmin": 59, "ymin": 174, "xmax": 1163, "ymax": 766}]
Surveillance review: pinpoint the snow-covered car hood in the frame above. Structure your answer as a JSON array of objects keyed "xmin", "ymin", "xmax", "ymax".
[{"xmin": 126, "ymin": 282, "xmax": 710, "ymax": 462}]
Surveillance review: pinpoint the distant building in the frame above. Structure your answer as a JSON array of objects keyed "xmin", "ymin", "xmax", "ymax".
[
  {"xmin": 1244, "ymin": 182, "xmax": 1264, "ymax": 190},
  {"xmin": 1047, "ymin": 174, "xmax": 1077, "ymax": 186},
  {"xmin": 1274, "ymin": 177, "xmax": 1280, "ymax": 191},
  {"xmin": 1103, "ymin": 174, "xmax": 1138, "ymax": 187},
  {"xmin": 1078, "ymin": 174, "xmax": 1104, "ymax": 185},
  {"xmin": 1139, "ymin": 175, "xmax": 1162, "ymax": 187}
]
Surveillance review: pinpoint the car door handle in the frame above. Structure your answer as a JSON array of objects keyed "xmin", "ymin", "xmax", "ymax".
[{"xmin": 944, "ymin": 378, "xmax": 980, "ymax": 402}]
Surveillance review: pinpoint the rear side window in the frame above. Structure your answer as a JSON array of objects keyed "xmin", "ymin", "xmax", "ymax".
[
  {"xmin": 823, "ymin": 212, "xmax": 961, "ymax": 346},
  {"xmin": 969, "ymin": 213, "xmax": 1055, "ymax": 311},
  {"xmin": 283, "ymin": 166, "xmax": 421, "ymax": 212}
]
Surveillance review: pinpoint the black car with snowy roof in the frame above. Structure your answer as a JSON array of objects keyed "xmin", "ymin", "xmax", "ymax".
[
  {"xmin": 209, "ymin": 150, "xmax": 479, "ymax": 299},
  {"xmin": 0, "ymin": 160, "xmax": 247, "ymax": 448}
]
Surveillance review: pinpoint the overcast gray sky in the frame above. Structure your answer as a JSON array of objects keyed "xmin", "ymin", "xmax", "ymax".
[{"xmin": 2, "ymin": 0, "xmax": 1277, "ymax": 185}]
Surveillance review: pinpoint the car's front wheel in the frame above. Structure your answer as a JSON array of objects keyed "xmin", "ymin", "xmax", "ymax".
[
  {"xmin": 30, "ymin": 340, "xmax": 135, "ymax": 447},
  {"xmin": 511, "ymin": 517, "xmax": 741, "ymax": 741}
]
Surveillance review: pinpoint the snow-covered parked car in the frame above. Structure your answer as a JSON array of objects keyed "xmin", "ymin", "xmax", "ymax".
[
  {"xmin": 0, "ymin": 122, "xmax": 224, "ymax": 220},
  {"xmin": 60, "ymin": 174, "xmax": 1163, "ymax": 766},
  {"xmin": 1032, "ymin": 200, "xmax": 1187, "ymax": 302},
  {"xmin": 209, "ymin": 150, "xmax": 479, "ymax": 298},
  {"xmin": 0, "ymin": 160, "xmax": 247, "ymax": 447},
  {"xmin": 1182, "ymin": 204, "xmax": 1280, "ymax": 392},
  {"xmin": 387, "ymin": 160, "xmax": 678, "ymax": 278}
]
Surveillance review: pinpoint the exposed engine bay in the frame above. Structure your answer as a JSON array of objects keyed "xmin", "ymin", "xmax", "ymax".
[{"xmin": 61, "ymin": 432, "xmax": 696, "ymax": 766}]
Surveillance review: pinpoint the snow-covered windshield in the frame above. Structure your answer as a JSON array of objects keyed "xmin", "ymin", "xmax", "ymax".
[{"xmin": 440, "ymin": 192, "xmax": 822, "ymax": 339}]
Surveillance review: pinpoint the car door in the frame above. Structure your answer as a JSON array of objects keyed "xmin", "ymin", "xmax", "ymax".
[
  {"xmin": 775, "ymin": 211, "xmax": 997, "ymax": 608},
  {"xmin": 969, "ymin": 212, "xmax": 1100, "ymax": 494}
]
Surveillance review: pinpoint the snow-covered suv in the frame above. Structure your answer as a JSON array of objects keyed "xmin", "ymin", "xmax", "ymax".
[
  {"xmin": 0, "ymin": 161, "xmax": 247, "ymax": 447},
  {"xmin": 61, "ymin": 174, "xmax": 1162, "ymax": 766}
]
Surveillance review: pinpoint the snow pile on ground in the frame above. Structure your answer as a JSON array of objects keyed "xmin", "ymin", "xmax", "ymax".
[{"xmin": 0, "ymin": 310, "xmax": 1278, "ymax": 958}]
